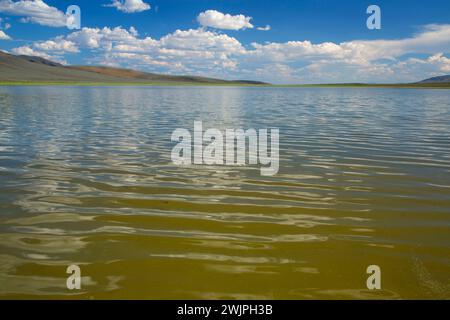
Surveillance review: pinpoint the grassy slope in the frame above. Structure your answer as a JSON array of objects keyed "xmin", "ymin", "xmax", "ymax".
[{"xmin": 0, "ymin": 51, "xmax": 266, "ymax": 86}]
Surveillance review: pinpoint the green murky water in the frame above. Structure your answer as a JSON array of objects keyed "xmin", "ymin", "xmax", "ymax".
[{"xmin": 0, "ymin": 86, "xmax": 449, "ymax": 299}]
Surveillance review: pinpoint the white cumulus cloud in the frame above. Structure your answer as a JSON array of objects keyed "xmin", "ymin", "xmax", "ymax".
[
  {"xmin": 257, "ymin": 25, "xmax": 271, "ymax": 31},
  {"xmin": 427, "ymin": 53, "xmax": 450, "ymax": 72},
  {"xmin": 34, "ymin": 38, "xmax": 79, "ymax": 52},
  {"xmin": 0, "ymin": 0, "xmax": 66, "ymax": 27},
  {"xmin": 62, "ymin": 27, "xmax": 243, "ymax": 74},
  {"xmin": 11, "ymin": 45, "xmax": 67, "ymax": 64},
  {"xmin": 106, "ymin": 0, "xmax": 150, "ymax": 13},
  {"xmin": 197, "ymin": 10, "xmax": 253, "ymax": 30},
  {"xmin": 0, "ymin": 30, "xmax": 11, "ymax": 40},
  {"xmin": 12, "ymin": 45, "xmax": 49, "ymax": 57}
]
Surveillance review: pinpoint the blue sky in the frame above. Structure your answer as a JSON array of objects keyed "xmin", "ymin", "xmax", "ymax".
[{"xmin": 0, "ymin": 0, "xmax": 450, "ymax": 83}]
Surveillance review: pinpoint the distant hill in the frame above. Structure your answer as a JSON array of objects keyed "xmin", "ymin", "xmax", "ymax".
[
  {"xmin": 418, "ymin": 75, "xmax": 450, "ymax": 83},
  {"xmin": 0, "ymin": 51, "xmax": 268, "ymax": 85}
]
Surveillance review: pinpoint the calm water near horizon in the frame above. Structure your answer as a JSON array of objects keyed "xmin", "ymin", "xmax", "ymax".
[{"xmin": 0, "ymin": 86, "xmax": 449, "ymax": 299}]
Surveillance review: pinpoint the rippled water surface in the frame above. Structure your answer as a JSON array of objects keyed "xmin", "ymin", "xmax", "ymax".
[{"xmin": 0, "ymin": 86, "xmax": 449, "ymax": 299}]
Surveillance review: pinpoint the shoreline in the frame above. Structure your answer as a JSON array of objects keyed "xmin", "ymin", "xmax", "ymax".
[{"xmin": 0, "ymin": 81, "xmax": 450, "ymax": 88}]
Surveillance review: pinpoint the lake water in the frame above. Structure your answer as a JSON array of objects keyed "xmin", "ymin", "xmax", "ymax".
[{"xmin": 0, "ymin": 86, "xmax": 449, "ymax": 299}]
